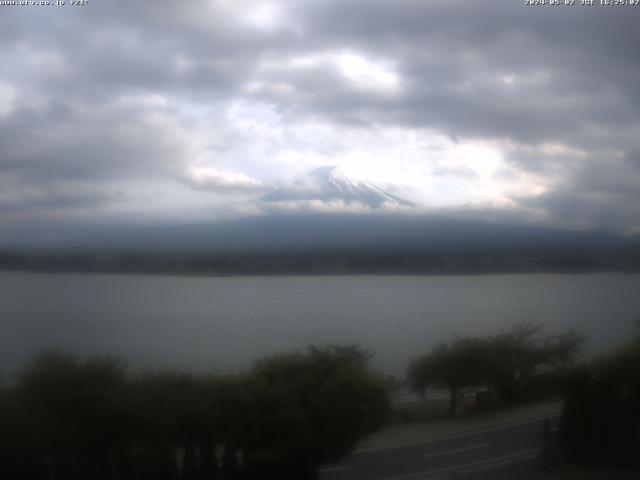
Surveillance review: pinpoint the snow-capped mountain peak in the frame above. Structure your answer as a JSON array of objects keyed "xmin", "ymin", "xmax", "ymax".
[{"xmin": 263, "ymin": 165, "xmax": 415, "ymax": 208}]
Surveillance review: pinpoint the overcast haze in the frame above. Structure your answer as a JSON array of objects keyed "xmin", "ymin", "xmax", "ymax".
[{"xmin": 2, "ymin": 0, "xmax": 640, "ymax": 247}]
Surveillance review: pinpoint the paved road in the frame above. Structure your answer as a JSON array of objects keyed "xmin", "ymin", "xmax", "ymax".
[{"xmin": 319, "ymin": 414, "xmax": 558, "ymax": 480}]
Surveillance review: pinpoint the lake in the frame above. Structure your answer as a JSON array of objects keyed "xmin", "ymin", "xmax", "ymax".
[{"xmin": 1, "ymin": 272, "xmax": 639, "ymax": 379}]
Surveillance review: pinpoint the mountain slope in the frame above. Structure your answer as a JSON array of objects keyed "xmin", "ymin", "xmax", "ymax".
[
  {"xmin": 262, "ymin": 165, "xmax": 415, "ymax": 208},
  {"xmin": 3, "ymin": 214, "xmax": 639, "ymax": 274}
]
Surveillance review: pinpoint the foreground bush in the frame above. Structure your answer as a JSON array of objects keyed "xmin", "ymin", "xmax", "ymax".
[
  {"xmin": 1, "ymin": 345, "xmax": 389, "ymax": 480},
  {"xmin": 560, "ymin": 332, "xmax": 640, "ymax": 467}
]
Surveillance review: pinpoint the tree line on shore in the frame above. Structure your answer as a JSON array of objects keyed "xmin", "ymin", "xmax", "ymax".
[
  {"xmin": 408, "ymin": 322, "xmax": 640, "ymax": 468},
  {"xmin": 407, "ymin": 323, "xmax": 584, "ymax": 416},
  {"xmin": 1, "ymin": 322, "xmax": 639, "ymax": 479}
]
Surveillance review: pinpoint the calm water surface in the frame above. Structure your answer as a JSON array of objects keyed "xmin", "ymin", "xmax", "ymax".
[{"xmin": 1, "ymin": 272, "xmax": 639, "ymax": 377}]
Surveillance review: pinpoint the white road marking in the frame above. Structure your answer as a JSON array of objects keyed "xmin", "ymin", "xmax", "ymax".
[
  {"xmin": 318, "ymin": 466, "xmax": 351, "ymax": 473},
  {"xmin": 423, "ymin": 443, "xmax": 488, "ymax": 458},
  {"xmin": 354, "ymin": 412, "xmax": 559, "ymax": 454},
  {"xmin": 445, "ymin": 448, "xmax": 541, "ymax": 477},
  {"xmin": 424, "ymin": 414, "xmax": 560, "ymax": 443},
  {"xmin": 374, "ymin": 448, "xmax": 541, "ymax": 480}
]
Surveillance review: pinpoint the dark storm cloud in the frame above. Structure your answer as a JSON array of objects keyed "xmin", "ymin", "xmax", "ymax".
[
  {"xmin": 1, "ymin": 0, "xmax": 639, "ymax": 233},
  {"xmin": 0, "ymin": 1, "xmax": 290, "ymax": 222},
  {"xmin": 0, "ymin": 179, "xmax": 120, "ymax": 220},
  {"xmin": 0, "ymin": 91, "xmax": 197, "ymax": 227},
  {"xmin": 299, "ymin": 0, "xmax": 640, "ymax": 145},
  {"xmin": 0, "ymin": 101, "xmax": 187, "ymax": 180},
  {"xmin": 517, "ymin": 151, "xmax": 640, "ymax": 230}
]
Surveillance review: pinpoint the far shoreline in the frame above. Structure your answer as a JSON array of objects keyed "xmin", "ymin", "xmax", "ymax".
[{"xmin": 1, "ymin": 267, "xmax": 638, "ymax": 279}]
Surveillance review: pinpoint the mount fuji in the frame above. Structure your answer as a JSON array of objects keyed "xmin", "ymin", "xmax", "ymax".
[{"xmin": 262, "ymin": 165, "xmax": 416, "ymax": 208}]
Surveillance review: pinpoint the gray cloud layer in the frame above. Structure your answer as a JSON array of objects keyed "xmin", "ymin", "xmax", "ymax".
[{"xmin": 1, "ymin": 0, "xmax": 639, "ymax": 240}]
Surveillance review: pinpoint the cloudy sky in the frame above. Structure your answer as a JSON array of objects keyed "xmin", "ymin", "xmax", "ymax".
[{"xmin": 1, "ymin": 0, "xmax": 640, "ymax": 245}]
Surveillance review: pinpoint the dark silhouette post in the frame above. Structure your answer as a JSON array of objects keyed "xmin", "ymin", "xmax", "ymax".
[
  {"xmin": 542, "ymin": 416, "xmax": 552, "ymax": 443},
  {"xmin": 194, "ymin": 445, "xmax": 202, "ymax": 478},
  {"xmin": 235, "ymin": 449, "xmax": 244, "ymax": 479},
  {"xmin": 214, "ymin": 443, "xmax": 226, "ymax": 480},
  {"xmin": 175, "ymin": 446, "xmax": 185, "ymax": 480}
]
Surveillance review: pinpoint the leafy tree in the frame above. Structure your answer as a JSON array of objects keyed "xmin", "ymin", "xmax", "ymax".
[
  {"xmin": 560, "ymin": 324, "xmax": 640, "ymax": 467},
  {"xmin": 408, "ymin": 336, "xmax": 491, "ymax": 416},
  {"xmin": 0, "ymin": 378, "xmax": 16, "ymax": 471},
  {"xmin": 128, "ymin": 372, "xmax": 210, "ymax": 447},
  {"xmin": 126, "ymin": 371, "xmax": 233, "ymax": 480},
  {"xmin": 14, "ymin": 351, "xmax": 130, "ymax": 478},
  {"xmin": 241, "ymin": 345, "xmax": 390, "ymax": 478},
  {"xmin": 489, "ymin": 323, "xmax": 583, "ymax": 403},
  {"xmin": 408, "ymin": 324, "xmax": 583, "ymax": 414}
]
